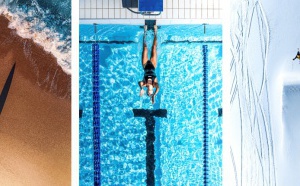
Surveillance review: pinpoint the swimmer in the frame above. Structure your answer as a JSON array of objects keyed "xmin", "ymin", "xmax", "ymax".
[{"xmin": 138, "ymin": 25, "xmax": 160, "ymax": 104}]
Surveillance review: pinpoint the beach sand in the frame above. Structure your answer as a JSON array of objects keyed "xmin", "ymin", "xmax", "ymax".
[{"xmin": 0, "ymin": 15, "xmax": 71, "ymax": 185}]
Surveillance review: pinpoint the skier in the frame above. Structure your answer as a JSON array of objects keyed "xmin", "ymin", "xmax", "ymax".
[{"xmin": 292, "ymin": 48, "xmax": 300, "ymax": 61}]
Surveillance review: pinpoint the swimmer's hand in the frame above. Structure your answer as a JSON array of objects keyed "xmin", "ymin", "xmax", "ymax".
[
  {"xmin": 140, "ymin": 89, "xmax": 144, "ymax": 96},
  {"xmin": 151, "ymin": 95, "xmax": 155, "ymax": 104}
]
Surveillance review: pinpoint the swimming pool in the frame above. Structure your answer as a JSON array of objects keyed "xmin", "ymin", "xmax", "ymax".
[{"xmin": 79, "ymin": 24, "xmax": 222, "ymax": 185}]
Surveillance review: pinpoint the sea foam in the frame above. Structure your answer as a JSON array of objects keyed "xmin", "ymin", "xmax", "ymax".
[{"xmin": 0, "ymin": 6, "xmax": 71, "ymax": 74}]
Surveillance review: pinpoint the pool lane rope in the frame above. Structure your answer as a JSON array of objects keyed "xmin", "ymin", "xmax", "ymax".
[
  {"xmin": 92, "ymin": 43, "xmax": 101, "ymax": 185},
  {"xmin": 202, "ymin": 45, "xmax": 209, "ymax": 186}
]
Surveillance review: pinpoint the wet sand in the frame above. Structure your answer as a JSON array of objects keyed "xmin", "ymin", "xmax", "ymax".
[{"xmin": 0, "ymin": 15, "xmax": 71, "ymax": 185}]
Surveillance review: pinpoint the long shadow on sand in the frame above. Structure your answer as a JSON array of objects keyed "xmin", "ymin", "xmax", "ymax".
[{"xmin": 0, "ymin": 63, "xmax": 16, "ymax": 115}]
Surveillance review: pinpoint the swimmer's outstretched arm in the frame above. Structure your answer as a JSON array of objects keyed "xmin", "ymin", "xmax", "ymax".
[
  {"xmin": 139, "ymin": 81, "xmax": 145, "ymax": 96},
  {"xmin": 153, "ymin": 83, "xmax": 160, "ymax": 96},
  {"xmin": 150, "ymin": 83, "xmax": 160, "ymax": 104}
]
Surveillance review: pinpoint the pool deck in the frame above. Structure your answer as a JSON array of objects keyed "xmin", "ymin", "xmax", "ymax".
[
  {"xmin": 79, "ymin": 0, "xmax": 222, "ymax": 25},
  {"xmin": 80, "ymin": 18, "xmax": 222, "ymax": 25}
]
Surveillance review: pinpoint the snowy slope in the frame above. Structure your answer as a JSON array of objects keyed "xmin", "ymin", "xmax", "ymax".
[{"xmin": 223, "ymin": 0, "xmax": 300, "ymax": 185}]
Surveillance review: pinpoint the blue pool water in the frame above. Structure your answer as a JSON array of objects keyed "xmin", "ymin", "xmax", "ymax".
[{"xmin": 80, "ymin": 24, "xmax": 222, "ymax": 185}]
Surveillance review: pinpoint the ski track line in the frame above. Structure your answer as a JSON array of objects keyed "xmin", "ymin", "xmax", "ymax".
[
  {"xmin": 230, "ymin": 53, "xmax": 235, "ymax": 71},
  {"xmin": 256, "ymin": 1, "xmax": 276, "ymax": 184},
  {"xmin": 255, "ymin": 3, "xmax": 267, "ymax": 97},
  {"xmin": 230, "ymin": 146, "xmax": 239, "ymax": 186},
  {"xmin": 233, "ymin": 8, "xmax": 244, "ymax": 185},
  {"xmin": 257, "ymin": 0, "xmax": 270, "ymax": 97},
  {"xmin": 237, "ymin": 81, "xmax": 243, "ymax": 186},
  {"xmin": 257, "ymin": 1, "xmax": 273, "ymax": 185},
  {"xmin": 230, "ymin": 82, "xmax": 238, "ymax": 105},
  {"xmin": 230, "ymin": 0, "xmax": 276, "ymax": 185},
  {"xmin": 248, "ymin": 69, "xmax": 267, "ymax": 185}
]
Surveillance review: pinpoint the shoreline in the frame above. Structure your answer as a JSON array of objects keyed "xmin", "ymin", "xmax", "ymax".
[
  {"xmin": 0, "ymin": 7, "xmax": 71, "ymax": 74},
  {"xmin": 0, "ymin": 15, "xmax": 71, "ymax": 185},
  {"xmin": 0, "ymin": 15, "xmax": 71, "ymax": 99}
]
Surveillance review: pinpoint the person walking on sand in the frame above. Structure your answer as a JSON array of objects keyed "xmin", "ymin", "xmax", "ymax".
[
  {"xmin": 138, "ymin": 25, "xmax": 159, "ymax": 104},
  {"xmin": 293, "ymin": 48, "xmax": 300, "ymax": 61}
]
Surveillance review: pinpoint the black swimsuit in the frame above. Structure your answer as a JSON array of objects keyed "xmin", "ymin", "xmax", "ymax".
[{"xmin": 144, "ymin": 60, "xmax": 156, "ymax": 84}]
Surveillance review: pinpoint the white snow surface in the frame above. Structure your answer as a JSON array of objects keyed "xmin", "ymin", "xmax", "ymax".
[{"xmin": 223, "ymin": 0, "xmax": 300, "ymax": 185}]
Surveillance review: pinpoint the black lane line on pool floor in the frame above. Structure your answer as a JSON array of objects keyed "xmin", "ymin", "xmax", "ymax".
[
  {"xmin": 202, "ymin": 45, "xmax": 209, "ymax": 186},
  {"xmin": 133, "ymin": 109, "xmax": 167, "ymax": 186},
  {"xmin": 92, "ymin": 43, "xmax": 101, "ymax": 186}
]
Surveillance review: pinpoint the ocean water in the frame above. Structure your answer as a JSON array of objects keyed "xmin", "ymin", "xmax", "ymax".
[
  {"xmin": 80, "ymin": 24, "xmax": 222, "ymax": 185},
  {"xmin": 0, "ymin": 0, "xmax": 71, "ymax": 74}
]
